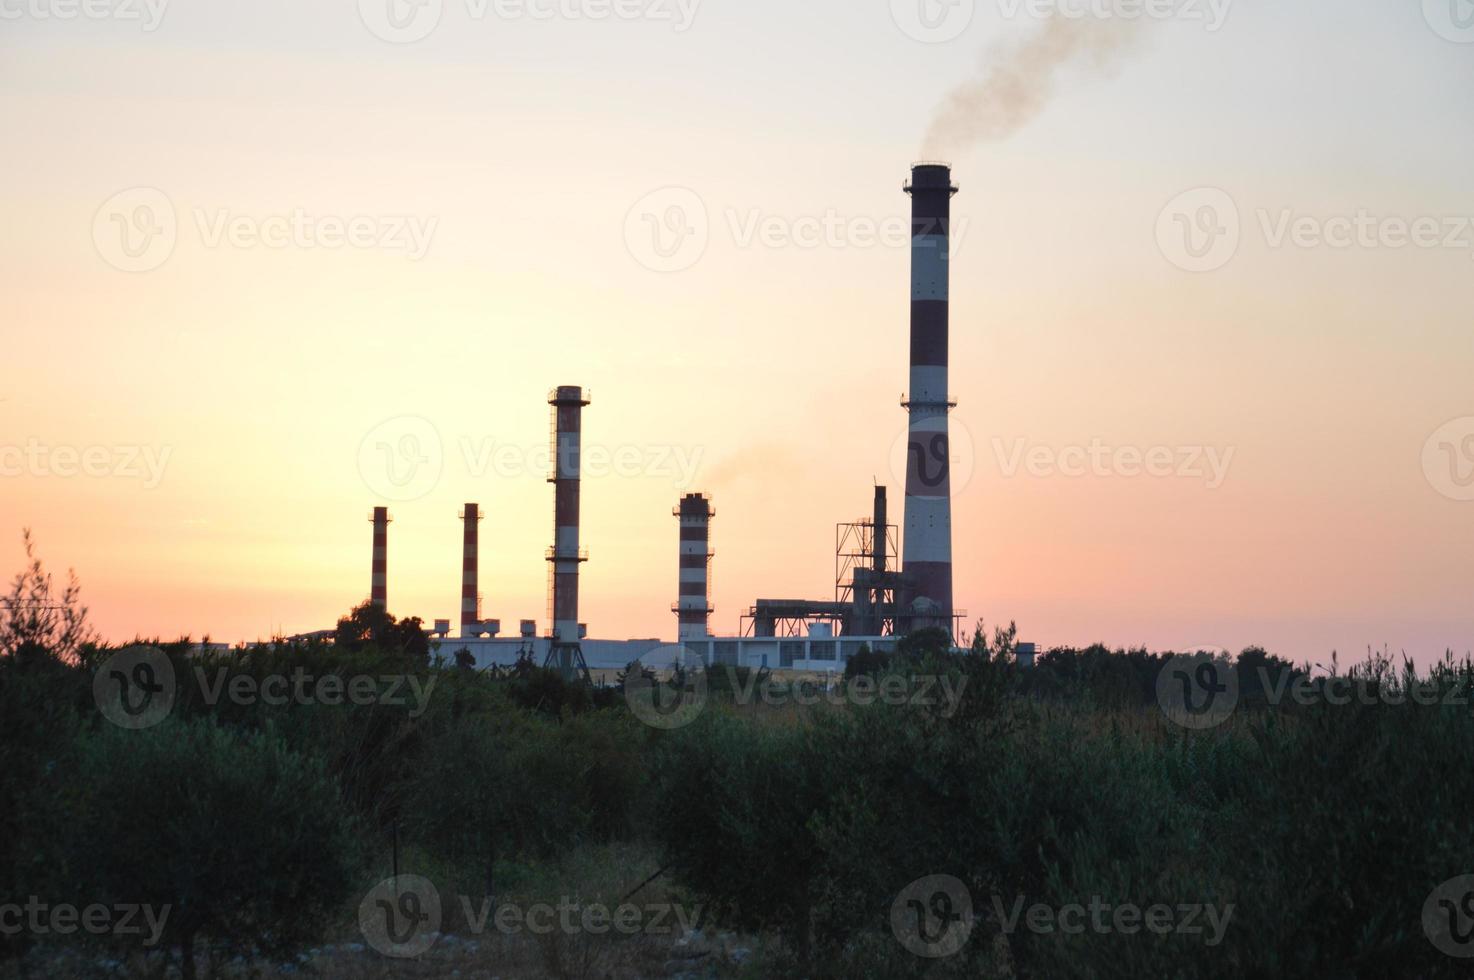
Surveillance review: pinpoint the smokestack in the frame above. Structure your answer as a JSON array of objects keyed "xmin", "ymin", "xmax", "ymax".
[
  {"xmin": 872, "ymin": 485, "xmax": 888, "ymax": 575},
  {"xmin": 547, "ymin": 386, "xmax": 590, "ymax": 678},
  {"xmin": 460, "ymin": 503, "xmax": 482, "ymax": 637},
  {"xmin": 674, "ymin": 493, "xmax": 714, "ymax": 642},
  {"xmin": 370, "ymin": 506, "xmax": 390, "ymax": 609},
  {"xmin": 901, "ymin": 164, "xmax": 957, "ymax": 635}
]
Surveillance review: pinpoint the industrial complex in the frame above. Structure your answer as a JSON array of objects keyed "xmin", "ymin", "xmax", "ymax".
[{"xmin": 363, "ymin": 165, "xmax": 965, "ymax": 676}]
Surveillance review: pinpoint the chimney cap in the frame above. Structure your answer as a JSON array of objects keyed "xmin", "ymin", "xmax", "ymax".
[
  {"xmin": 676, "ymin": 492, "xmax": 714, "ymax": 517},
  {"xmin": 549, "ymin": 386, "xmax": 592, "ymax": 406},
  {"xmin": 906, "ymin": 163, "xmax": 959, "ymax": 195}
]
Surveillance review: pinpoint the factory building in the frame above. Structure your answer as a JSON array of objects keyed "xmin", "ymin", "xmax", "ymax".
[{"xmin": 360, "ymin": 165, "xmax": 960, "ymax": 675}]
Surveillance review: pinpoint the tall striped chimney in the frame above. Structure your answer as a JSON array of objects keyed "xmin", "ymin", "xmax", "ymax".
[
  {"xmin": 546, "ymin": 387, "xmax": 590, "ymax": 677},
  {"xmin": 370, "ymin": 506, "xmax": 390, "ymax": 609},
  {"xmin": 901, "ymin": 163, "xmax": 957, "ymax": 635},
  {"xmin": 674, "ymin": 493, "xmax": 714, "ymax": 642},
  {"xmin": 460, "ymin": 503, "xmax": 482, "ymax": 637}
]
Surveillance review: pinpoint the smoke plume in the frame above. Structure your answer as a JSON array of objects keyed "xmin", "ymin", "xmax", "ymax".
[{"xmin": 921, "ymin": 16, "xmax": 1144, "ymax": 159}]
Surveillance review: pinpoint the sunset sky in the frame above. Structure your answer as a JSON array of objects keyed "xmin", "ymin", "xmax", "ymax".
[{"xmin": 3, "ymin": 0, "xmax": 1472, "ymax": 664}]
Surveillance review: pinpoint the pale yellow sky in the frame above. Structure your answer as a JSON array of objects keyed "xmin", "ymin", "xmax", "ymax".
[{"xmin": 2, "ymin": 0, "xmax": 1472, "ymax": 663}]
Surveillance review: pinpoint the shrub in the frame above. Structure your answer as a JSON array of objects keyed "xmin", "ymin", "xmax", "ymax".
[{"xmin": 53, "ymin": 718, "xmax": 365, "ymax": 978}]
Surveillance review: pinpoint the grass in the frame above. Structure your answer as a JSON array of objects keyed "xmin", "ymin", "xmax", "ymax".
[{"xmin": 3, "ymin": 843, "xmax": 766, "ymax": 980}]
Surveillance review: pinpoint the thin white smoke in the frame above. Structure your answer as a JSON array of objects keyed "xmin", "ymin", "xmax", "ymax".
[{"xmin": 921, "ymin": 16, "xmax": 1145, "ymax": 160}]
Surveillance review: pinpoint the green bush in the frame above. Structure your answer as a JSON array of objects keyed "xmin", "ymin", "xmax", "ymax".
[
  {"xmin": 52, "ymin": 718, "xmax": 365, "ymax": 978},
  {"xmin": 650, "ymin": 649, "xmax": 1474, "ymax": 979},
  {"xmin": 406, "ymin": 702, "xmax": 652, "ymax": 899},
  {"xmin": 0, "ymin": 653, "xmax": 89, "ymax": 962}
]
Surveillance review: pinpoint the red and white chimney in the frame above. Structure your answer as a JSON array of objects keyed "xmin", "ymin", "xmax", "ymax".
[
  {"xmin": 460, "ymin": 503, "xmax": 482, "ymax": 637},
  {"xmin": 547, "ymin": 387, "xmax": 590, "ymax": 668},
  {"xmin": 900, "ymin": 163, "xmax": 957, "ymax": 634},
  {"xmin": 674, "ymin": 493, "xmax": 713, "ymax": 642},
  {"xmin": 370, "ymin": 506, "xmax": 390, "ymax": 609}
]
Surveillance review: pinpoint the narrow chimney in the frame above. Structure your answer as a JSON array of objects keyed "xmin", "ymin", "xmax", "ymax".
[
  {"xmin": 546, "ymin": 386, "xmax": 591, "ymax": 678},
  {"xmin": 460, "ymin": 503, "xmax": 482, "ymax": 637},
  {"xmin": 675, "ymin": 493, "xmax": 714, "ymax": 642},
  {"xmin": 900, "ymin": 163, "xmax": 957, "ymax": 635},
  {"xmin": 872, "ymin": 485, "xmax": 888, "ymax": 575},
  {"xmin": 370, "ymin": 506, "xmax": 390, "ymax": 609}
]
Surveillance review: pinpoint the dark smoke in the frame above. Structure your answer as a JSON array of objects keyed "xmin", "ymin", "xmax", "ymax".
[{"xmin": 921, "ymin": 16, "xmax": 1144, "ymax": 159}]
